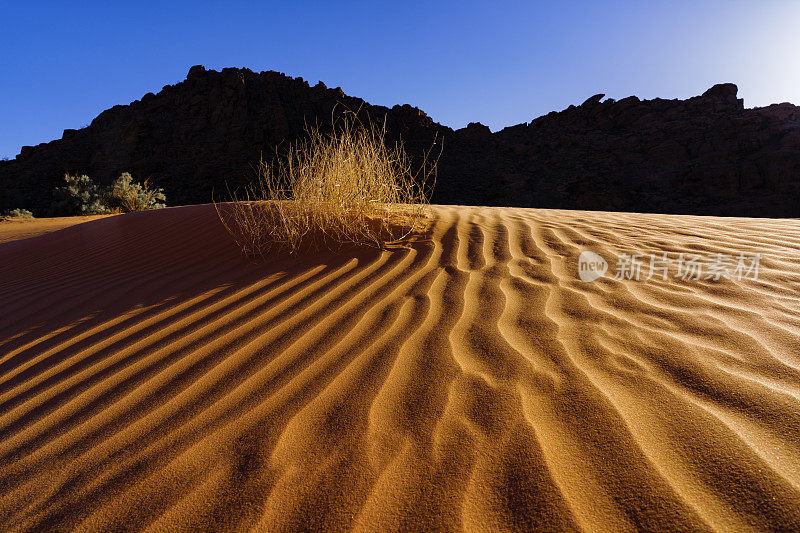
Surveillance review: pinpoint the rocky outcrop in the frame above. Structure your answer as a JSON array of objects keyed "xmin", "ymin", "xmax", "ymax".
[
  {"xmin": 436, "ymin": 83, "xmax": 800, "ymax": 216},
  {"xmin": 0, "ymin": 66, "xmax": 444, "ymax": 213},
  {"xmin": 2, "ymin": 68, "xmax": 799, "ymax": 217}
]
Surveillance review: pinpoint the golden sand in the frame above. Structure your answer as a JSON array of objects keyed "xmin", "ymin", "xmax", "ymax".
[{"xmin": 1, "ymin": 204, "xmax": 799, "ymax": 531}]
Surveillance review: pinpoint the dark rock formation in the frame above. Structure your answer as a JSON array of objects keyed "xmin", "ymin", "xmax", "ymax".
[
  {"xmin": 437, "ymin": 83, "xmax": 800, "ymax": 216},
  {"xmin": 0, "ymin": 66, "xmax": 444, "ymax": 214},
  {"xmin": 2, "ymin": 68, "xmax": 799, "ymax": 217}
]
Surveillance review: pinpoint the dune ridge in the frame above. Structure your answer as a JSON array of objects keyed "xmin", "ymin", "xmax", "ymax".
[
  {"xmin": 1, "ymin": 204, "xmax": 800, "ymax": 531},
  {"xmin": 0, "ymin": 215, "xmax": 113, "ymax": 244}
]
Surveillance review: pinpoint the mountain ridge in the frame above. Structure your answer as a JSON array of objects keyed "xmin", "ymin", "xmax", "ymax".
[{"xmin": 2, "ymin": 66, "xmax": 799, "ymax": 217}]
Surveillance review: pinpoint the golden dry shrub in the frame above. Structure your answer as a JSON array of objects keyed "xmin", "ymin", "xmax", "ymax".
[{"xmin": 217, "ymin": 117, "xmax": 437, "ymax": 257}]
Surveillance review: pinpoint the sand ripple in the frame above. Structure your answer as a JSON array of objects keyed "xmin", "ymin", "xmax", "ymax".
[{"xmin": 1, "ymin": 205, "xmax": 800, "ymax": 531}]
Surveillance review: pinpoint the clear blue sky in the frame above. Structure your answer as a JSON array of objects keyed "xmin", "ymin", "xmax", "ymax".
[{"xmin": 2, "ymin": 0, "xmax": 798, "ymax": 159}]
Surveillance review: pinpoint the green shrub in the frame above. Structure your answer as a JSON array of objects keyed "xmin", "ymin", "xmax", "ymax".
[
  {"xmin": 53, "ymin": 174, "xmax": 108, "ymax": 215},
  {"xmin": 105, "ymin": 172, "xmax": 166, "ymax": 212},
  {"xmin": 51, "ymin": 172, "xmax": 167, "ymax": 216},
  {"xmin": 6, "ymin": 208, "xmax": 34, "ymax": 218}
]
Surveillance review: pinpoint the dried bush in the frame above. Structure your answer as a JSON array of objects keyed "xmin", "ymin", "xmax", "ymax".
[{"xmin": 218, "ymin": 117, "xmax": 437, "ymax": 257}]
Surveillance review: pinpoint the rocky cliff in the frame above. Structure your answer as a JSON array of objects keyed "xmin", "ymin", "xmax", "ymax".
[
  {"xmin": 441, "ymin": 83, "xmax": 800, "ymax": 216},
  {"xmin": 0, "ymin": 65, "xmax": 444, "ymax": 213},
  {"xmin": 2, "ymin": 66, "xmax": 799, "ymax": 217}
]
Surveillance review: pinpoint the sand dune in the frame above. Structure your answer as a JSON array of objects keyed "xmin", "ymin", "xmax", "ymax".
[
  {"xmin": 2, "ymin": 204, "xmax": 800, "ymax": 531},
  {"xmin": 0, "ymin": 215, "xmax": 113, "ymax": 244}
]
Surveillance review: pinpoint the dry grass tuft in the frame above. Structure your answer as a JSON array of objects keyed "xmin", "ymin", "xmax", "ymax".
[{"xmin": 217, "ymin": 117, "xmax": 437, "ymax": 257}]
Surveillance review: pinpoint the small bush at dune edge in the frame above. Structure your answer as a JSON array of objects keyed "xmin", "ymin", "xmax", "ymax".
[
  {"xmin": 106, "ymin": 173, "xmax": 167, "ymax": 212},
  {"xmin": 53, "ymin": 174, "xmax": 108, "ymax": 216},
  {"xmin": 52, "ymin": 172, "xmax": 167, "ymax": 216},
  {"xmin": 217, "ymin": 116, "xmax": 437, "ymax": 257},
  {"xmin": 5, "ymin": 208, "xmax": 34, "ymax": 219}
]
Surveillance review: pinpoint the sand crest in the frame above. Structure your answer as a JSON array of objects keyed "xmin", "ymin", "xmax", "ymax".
[{"xmin": 0, "ymin": 215, "xmax": 113, "ymax": 244}]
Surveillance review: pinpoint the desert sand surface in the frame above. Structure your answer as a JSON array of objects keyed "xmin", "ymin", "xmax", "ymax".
[
  {"xmin": 0, "ymin": 215, "xmax": 115, "ymax": 244},
  {"xmin": 2, "ymin": 204, "xmax": 800, "ymax": 531}
]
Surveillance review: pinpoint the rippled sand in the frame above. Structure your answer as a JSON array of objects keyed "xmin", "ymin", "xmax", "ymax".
[{"xmin": 2, "ymin": 204, "xmax": 800, "ymax": 531}]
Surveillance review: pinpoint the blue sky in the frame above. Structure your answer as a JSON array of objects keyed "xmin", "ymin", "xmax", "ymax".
[{"xmin": 2, "ymin": 0, "xmax": 798, "ymax": 158}]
